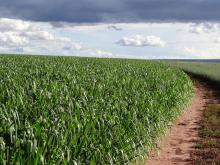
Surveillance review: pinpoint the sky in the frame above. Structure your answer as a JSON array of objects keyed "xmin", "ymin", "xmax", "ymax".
[{"xmin": 0, "ymin": 0, "xmax": 220, "ymax": 59}]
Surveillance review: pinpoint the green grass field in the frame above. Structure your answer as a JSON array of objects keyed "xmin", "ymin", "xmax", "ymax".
[
  {"xmin": 0, "ymin": 56, "xmax": 193, "ymax": 164},
  {"xmin": 165, "ymin": 61, "xmax": 220, "ymax": 82}
]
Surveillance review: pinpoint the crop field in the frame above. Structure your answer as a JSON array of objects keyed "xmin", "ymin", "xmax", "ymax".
[
  {"xmin": 0, "ymin": 55, "xmax": 193, "ymax": 164},
  {"xmin": 165, "ymin": 61, "xmax": 220, "ymax": 83}
]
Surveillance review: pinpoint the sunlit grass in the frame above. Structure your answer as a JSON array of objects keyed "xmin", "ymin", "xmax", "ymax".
[
  {"xmin": 164, "ymin": 61, "xmax": 220, "ymax": 82},
  {"xmin": 0, "ymin": 55, "xmax": 193, "ymax": 164}
]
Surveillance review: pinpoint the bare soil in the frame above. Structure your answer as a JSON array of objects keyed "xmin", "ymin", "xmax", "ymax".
[{"xmin": 146, "ymin": 79, "xmax": 220, "ymax": 165}]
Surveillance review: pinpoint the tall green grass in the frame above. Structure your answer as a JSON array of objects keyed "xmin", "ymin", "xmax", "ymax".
[
  {"xmin": 0, "ymin": 56, "xmax": 193, "ymax": 164},
  {"xmin": 165, "ymin": 61, "xmax": 220, "ymax": 82}
]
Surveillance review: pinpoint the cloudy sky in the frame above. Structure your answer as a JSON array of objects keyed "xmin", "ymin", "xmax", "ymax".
[{"xmin": 0, "ymin": 0, "xmax": 220, "ymax": 59}]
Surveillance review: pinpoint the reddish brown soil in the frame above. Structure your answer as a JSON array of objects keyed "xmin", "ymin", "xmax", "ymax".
[{"xmin": 146, "ymin": 80, "xmax": 216, "ymax": 165}]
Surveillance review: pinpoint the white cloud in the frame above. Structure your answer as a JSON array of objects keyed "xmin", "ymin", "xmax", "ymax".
[
  {"xmin": 117, "ymin": 35, "xmax": 166, "ymax": 47},
  {"xmin": 183, "ymin": 47, "xmax": 197, "ymax": 54},
  {"xmin": 182, "ymin": 46, "xmax": 220, "ymax": 59},
  {"xmin": 0, "ymin": 18, "xmax": 36, "ymax": 32},
  {"xmin": 0, "ymin": 18, "xmax": 53, "ymax": 44},
  {"xmin": 62, "ymin": 42, "xmax": 83, "ymax": 52},
  {"xmin": 21, "ymin": 31, "xmax": 55, "ymax": 41},
  {"xmin": 0, "ymin": 18, "xmax": 84, "ymax": 54},
  {"xmin": 215, "ymin": 38, "xmax": 220, "ymax": 43},
  {"xmin": 189, "ymin": 22, "xmax": 219, "ymax": 34},
  {"xmin": 1, "ymin": 18, "xmax": 220, "ymax": 59},
  {"xmin": 87, "ymin": 49, "xmax": 113, "ymax": 57},
  {"xmin": 0, "ymin": 32, "xmax": 28, "ymax": 46}
]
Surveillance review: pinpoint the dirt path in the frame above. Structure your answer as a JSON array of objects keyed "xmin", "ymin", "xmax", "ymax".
[{"xmin": 146, "ymin": 80, "xmax": 215, "ymax": 165}]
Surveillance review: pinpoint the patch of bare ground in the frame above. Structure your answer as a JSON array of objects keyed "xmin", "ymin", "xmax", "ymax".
[
  {"xmin": 190, "ymin": 103, "xmax": 220, "ymax": 164},
  {"xmin": 145, "ymin": 78, "xmax": 220, "ymax": 165}
]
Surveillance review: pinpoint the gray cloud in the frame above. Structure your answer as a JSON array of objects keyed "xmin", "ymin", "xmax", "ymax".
[
  {"xmin": 107, "ymin": 25, "xmax": 123, "ymax": 31},
  {"xmin": 0, "ymin": 0, "xmax": 220, "ymax": 23}
]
